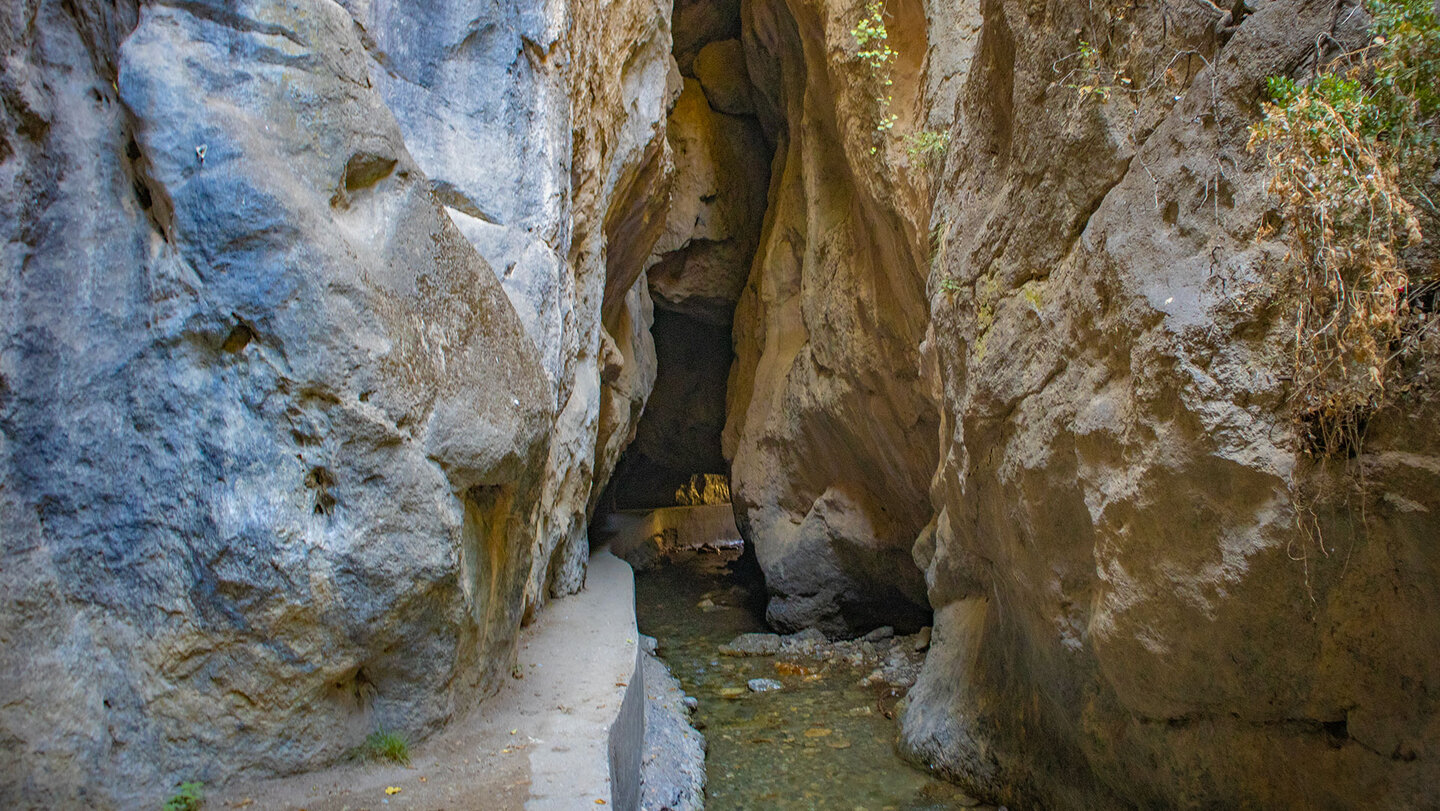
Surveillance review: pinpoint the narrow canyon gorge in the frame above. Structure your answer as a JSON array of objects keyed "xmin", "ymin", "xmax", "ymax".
[{"xmin": 2, "ymin": 0, "xmax": 1438, "ymax": 808}]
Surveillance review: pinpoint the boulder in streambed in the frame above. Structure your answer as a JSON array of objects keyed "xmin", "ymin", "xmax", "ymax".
[
  {"xmin": 747, "ymin": 678, "xmax": 783, "ymax": 693},
  {"xmin": 718, "ymin": 633, "xmax": 781, "ymax": 656}
]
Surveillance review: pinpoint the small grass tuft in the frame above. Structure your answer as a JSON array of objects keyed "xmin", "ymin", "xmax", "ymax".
[
  {"xmin": 162, "ymin": 781, "xmax": 203, "ymax": 811},
  {"xmin": 362, "ymin": 728, "xmax": 411, "ymax": 765}
]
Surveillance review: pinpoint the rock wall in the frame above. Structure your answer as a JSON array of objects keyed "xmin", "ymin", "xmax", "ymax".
[
  {"xmin": 901, "ymin": 0, "xmax": 1440, "ymax": 807},
  {"xmin": 604, "ymin": 8, "xmax": 770, "ymax": 511},
  {"xmin": 723, "ymin": 0, "xmax": 940, "ymax": 636},
  {"xmin": 713, "ymin": 0, "xmax": 1440, "ymax": 804},
  {"xmin": 0, "ymin": 0, "xmax": 676, "ymax": 806},
  {"xmin": 5, "ymin": 0, "xmax": 1439, "ymax": 806}
]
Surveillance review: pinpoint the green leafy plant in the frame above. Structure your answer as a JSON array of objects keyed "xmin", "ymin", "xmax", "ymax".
[
  {"xmin": 903, "ymin": 130, "xmax": 951, "ymax": 164},
  {"xmin": 362, "ymin": 728, "xmax": 411, "ymax": 765},
  {"xmin": 162, "ymin": 782, "xmax": 204, "ymax": 811},
  {"xmin": 851, "ymin": 0, "xmax": 899, "ymax": 150},
  {"xmin": 1248, "ymin": 0, "xmax": 1439, "ymax": 455}
]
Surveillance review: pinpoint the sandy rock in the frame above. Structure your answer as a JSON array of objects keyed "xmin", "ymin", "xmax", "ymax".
[
  {"xmin": 693, "ymin": 39, "xmax": 755, "ymax": 116},
  {"xmin": 911, "ymin": 626, "xmax": 932, "ymax": 652},
  {"xmin": 725, "ymin": 0, "xmax": 937, "ymax": 638},
  {"xmin": 719, "ymin": 633, "xmax": 782, "ymax": 656}
]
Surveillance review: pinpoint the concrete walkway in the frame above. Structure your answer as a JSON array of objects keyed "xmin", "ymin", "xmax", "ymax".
[{"xmin": 210, "ymin": 548, "xmax": 642, "ymax": 811}]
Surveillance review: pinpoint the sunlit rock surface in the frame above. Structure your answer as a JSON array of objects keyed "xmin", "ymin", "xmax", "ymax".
[
  {"xmin": 0, "ymin": 0, "xmax": 676, "ymax": 805},
  {"xmin": 905, "ymin": 1, "xmax": 1440, "ymax": 807}
]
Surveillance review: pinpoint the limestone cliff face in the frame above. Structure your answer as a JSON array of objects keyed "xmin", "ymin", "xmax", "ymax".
[
  {"xmin": 0, "ymin": 0, "xmax": 675, "ymax": 805},
  {"xmin": 901, "ymin": 0, "xmax": 1440, "ymax": 807},
  {"xmin": 723, "ymin": 0, "xmax": 940, "ymax": 636},
  {"xmin": 341, "ymin": 0, "xmax": 677, "ymax": 614},
  {"xmin": 717, "ymin": 0, "xmax": 1440, "ymax": 804}
]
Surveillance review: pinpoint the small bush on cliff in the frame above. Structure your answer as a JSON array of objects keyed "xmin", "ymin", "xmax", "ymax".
[
  {"xmin": 903, "ymin": 130, "xmax": 951, "ymax": 166},
  {"xmin": 1248, "ymin": 0, "xmax": 1439, "ymax": 456},
  {"xmin": 361, "ymin": 728, "xmax": 411, "ymax": 765},
  {"xmin": 851, "ymin": 0, "xmax": 899, "ymax": 149},
  {"xmin": 162, "ymin": 782, "xmax": 204, "ymax": 811}
]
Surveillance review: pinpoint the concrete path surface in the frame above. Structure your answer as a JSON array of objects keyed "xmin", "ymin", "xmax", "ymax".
[{"xmin": 210, "ymin": 548, "xmax": 642, "ymax": 811}]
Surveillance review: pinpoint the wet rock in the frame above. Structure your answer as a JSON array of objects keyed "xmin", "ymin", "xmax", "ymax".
[
  {"xmin": 640, "ymin": 653, "xmax": 706, "ymax": 811},
  {"xmin": 911, "ymin": 627, "xmax": 932, "ymax": 653},
  {"xmin": 746, "ymin": 678, "xmax": 783, "ymax": 693},
  {"xmin": 863, "ymin": 626, "xmax": 895, "ymax": 643},
  {"xmin": 719, "ymin": 633, "xmax": 781, "ymax": 656},
  {"xmin": 777, "ymin": 627, "xmax": 827, "ymax": 657}
]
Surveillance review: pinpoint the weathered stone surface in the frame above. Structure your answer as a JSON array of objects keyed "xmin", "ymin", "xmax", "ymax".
[
  {"xmin": 607, "ymin": 309, "xmax": 732, "ymax": 507},
  {"xmin": 342, "ymin": 0, "xmax": 678, "ymax": 616},
  {"xmin": 725, "ymin": 0, "xmax": 937, "ymax": 636},
  {"xmin": 672, "ymin": 0, "xmax": 742, "ymax": 73},
  {"xmin": 639, "ymin": 652, "xmax": 706, "ymax": 811},
  {"xmin": 903, "ymin": 0, "xmax": 1440, "ymax": 807},
  {"xmin": 693, "ymin": 38, "xmax": 754, "ymax": 116},
  {"xmin": 607, "ymin": 54, "xmax": 768, "ymax": 511},
  {"xmin": 0, "ymin": 0, "xmax": 677, "ymax": 806},
  {"xmin": 648, "ymin": 78, "xmax": 769, "ymax": 323},
  {"xmin": 2, "ymin": 1, "xmax": 553, "ymax": 804},
  {"xmin": 719, "ymin": 632, "xmax": 782, "ymax": 656}
]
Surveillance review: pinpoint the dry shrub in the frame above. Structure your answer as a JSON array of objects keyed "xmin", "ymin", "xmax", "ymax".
[{"xmin": 1249, "ymin": 0, "xmax": 1439, "ymax": 456}]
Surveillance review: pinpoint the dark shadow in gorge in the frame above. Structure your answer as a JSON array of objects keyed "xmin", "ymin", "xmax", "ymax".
[{"xmin": 595, "ymin": 0, "xmax": 773, "ymax": 515}]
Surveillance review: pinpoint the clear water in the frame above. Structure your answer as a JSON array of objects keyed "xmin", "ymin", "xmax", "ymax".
[{"xmin": 633, "ymin": 549, "xmax": 977, "ymax": 810}]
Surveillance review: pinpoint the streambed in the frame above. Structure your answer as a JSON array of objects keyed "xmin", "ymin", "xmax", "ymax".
[{"xmin": 634, "ymin": 548, "xmax": 986, "ymax": 810}]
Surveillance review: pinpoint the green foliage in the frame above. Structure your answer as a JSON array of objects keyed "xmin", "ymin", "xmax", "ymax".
[
  {"xmin": 1249, "ymin": 0, "xmax": 1439, "ymax": 455},
  {"xmin": 903, "ymin": 130, "xmax": 951, "ymax": 164},
  {"xmin": 362, "ymin": 728, "xmax": 412, "ymax": 765},
  {"xmin": 851, "ymin": 0, "xmax": 899, "ymax": 148},
  {"xmin": 162, "ymin": 782, "xmax": 203, "ymax": 811},
  {"xmin": 851, "ymin": 1, "xmax": 897, "ymax": 74}
]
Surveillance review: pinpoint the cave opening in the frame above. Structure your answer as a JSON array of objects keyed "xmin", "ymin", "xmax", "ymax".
[{"xmin": 594, "ymin": 0, "xmax": 772, "ymax": 525}]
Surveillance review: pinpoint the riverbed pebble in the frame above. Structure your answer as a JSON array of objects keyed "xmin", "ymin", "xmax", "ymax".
[{"xmin": 719, "ymin": 633, "xmax": 782, "ymax": 656}]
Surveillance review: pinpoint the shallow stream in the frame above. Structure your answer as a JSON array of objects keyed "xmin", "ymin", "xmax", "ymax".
[{"xmin": 633, "ymin": 548, "xmax": 978, "ymax": 810}]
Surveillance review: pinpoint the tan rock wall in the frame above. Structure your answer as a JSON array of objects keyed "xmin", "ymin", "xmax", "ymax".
[
  {"xmin": 724, "ymin": 0, "xmax": 939, "ymax": 635},
  {"xmin": 905, "ymin": 0, "xmax": 1440, "ymax": 807}
]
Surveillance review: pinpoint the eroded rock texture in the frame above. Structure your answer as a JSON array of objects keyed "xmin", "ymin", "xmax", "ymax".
[
  {"xmin": 903, "ymin": 0, "xmax": 1440, "ymax": 807},
  {"xmin": 0, "ymin": 0, "xmax": 676, "ymax": 805},
  {"xmin": 723, "ymin": 0, "xmax": 939, "ymax": 636},
  {"xmin": 605, "ymin": 9, "xmax": 769, "ymax": 511}
]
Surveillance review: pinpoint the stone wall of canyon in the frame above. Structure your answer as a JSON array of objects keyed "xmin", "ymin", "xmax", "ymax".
[
  {"xmin": 2, "ymin": 0, "xmax": 1438, "ymax": 808},
  {"xmin": 0, "ymin": 0, "xmax": 676, "ymax": 804}
]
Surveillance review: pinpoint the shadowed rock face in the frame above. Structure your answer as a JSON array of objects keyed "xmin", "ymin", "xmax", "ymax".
[
  {"xmin": 724, "ymin": 0, "xmax": 938, "ymax": 637},
  {"xmin": 606, "ymin": 308, "xmax": 733, "ymax": 509},
  {"xmin": 0, "ymin": 0, "xmax": 676, "ymax": 805},
  {"xmin": 901, "ymin": 1, "xmax": 1440, "ymax": 808}
]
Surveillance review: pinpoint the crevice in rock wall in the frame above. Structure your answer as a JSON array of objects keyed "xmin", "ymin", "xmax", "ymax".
[
  {"xmin": 719, "ymin": 0, "xmax": 939, "ymax": 638},
  {"xmin": 599, "ymin": 0, "xmax": 775, "ymax": 515}
]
